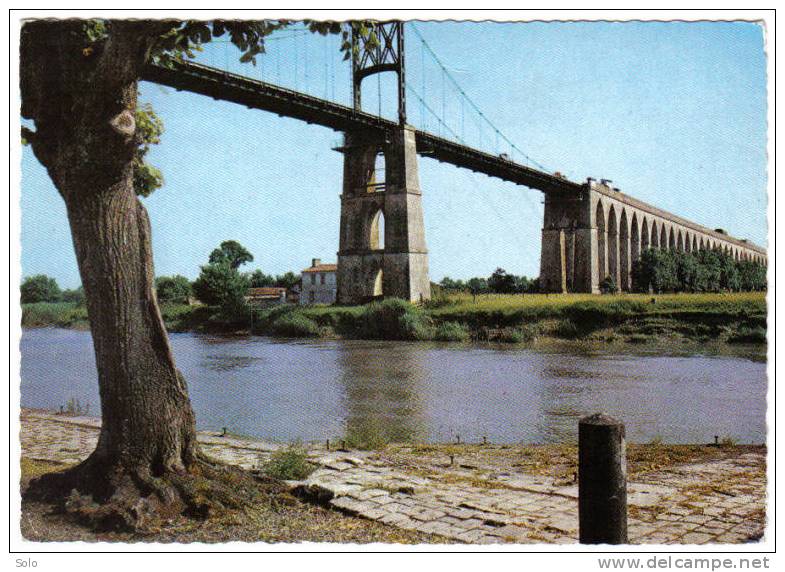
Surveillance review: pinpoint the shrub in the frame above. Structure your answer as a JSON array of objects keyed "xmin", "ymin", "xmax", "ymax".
[
  {"xmin": 561, "ymin": 300, "xmax": 646, "ymax": 331},
  {"xmin": 432, "ymin": 321, "xmax": 470, "ymax": 342},
  {"xmin": 554, "ymin": 319, "xmax": 580, "ymax": 338},
  {"xmin": 600, "ymin": 275, "xmax": 618, "ymax": 294},
  {"xmin": 261, "ymin": 444, "xmax": 316, "ymax": 481},
  {"xmin": 727, "ymin": 326, "xmax": 766, "ymax": 344},
  {"xmin": 21, "ymin": 302, "xmax": 89, "ymax": 328},
  {"xmin": 356, "ymin": 298, "xmax": 433, "ymax": 340},
  {"xmin": 268, "ymin": 312, "xmax": 321, "ymax": 337}
]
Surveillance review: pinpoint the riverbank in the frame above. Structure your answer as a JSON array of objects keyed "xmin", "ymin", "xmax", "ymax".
[
  {"xmin": 21, "ymin": 292, "xmax": 767, "ymax": 348},
  {"xmin": 20, "ymin": 409, "xmax": 766, "ymax": 544}
]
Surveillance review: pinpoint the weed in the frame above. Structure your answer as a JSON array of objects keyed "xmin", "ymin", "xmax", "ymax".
[{"xmin": 261, "ymin": 443, "xmax": 316, "ymax": 481}]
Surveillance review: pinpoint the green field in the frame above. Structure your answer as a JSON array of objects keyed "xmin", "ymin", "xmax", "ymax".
[{"xmin": 22, "ymin": 292, "xmax": 767, "ymax": 347}]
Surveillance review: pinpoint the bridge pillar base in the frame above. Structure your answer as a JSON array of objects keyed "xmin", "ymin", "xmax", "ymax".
[{"xmin": 336, "ymin": 127, "xmax": 430, "ymax": 305}]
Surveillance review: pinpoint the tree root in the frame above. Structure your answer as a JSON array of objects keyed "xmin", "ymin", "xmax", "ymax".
[{"xmin": 23, "ymin": 453, "xmax": 275, "ymax": 533}]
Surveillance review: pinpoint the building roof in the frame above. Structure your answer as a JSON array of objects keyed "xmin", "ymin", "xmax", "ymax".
[
  {"xmin": 302, "ymin": 264, "xmax": 337, "ymax": 273},
  {"xmin": 246, "ymin": 287, "xmax": 286, "ymax": 297}
]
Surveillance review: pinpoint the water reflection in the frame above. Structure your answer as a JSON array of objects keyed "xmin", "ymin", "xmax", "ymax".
[{"xmin": 336, "ymin": 341, "xmax": 427, "ymax": 445}]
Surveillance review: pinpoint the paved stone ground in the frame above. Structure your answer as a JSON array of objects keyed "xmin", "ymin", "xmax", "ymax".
[{"xmin": 20, "ymin": 410, "xmax": 766, "ymax": 545}]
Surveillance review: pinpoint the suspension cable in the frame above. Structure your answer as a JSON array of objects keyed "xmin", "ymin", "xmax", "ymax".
[{"xmin": 410, "ymin": 23, "xmax": 551, "ymax": 172}]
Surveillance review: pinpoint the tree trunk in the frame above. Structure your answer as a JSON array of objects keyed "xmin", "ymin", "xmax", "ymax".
[{"xmin": 21, "ymin": 20, "xmax": 256, "ymax": 531}]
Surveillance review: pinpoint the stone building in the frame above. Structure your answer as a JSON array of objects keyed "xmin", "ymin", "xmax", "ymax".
[
  {"xmin": 245, "ymin": 287, "xmax": 287, "ymax": 307},
  {"xmin": 300, "ymin": 259, "xmax": 337, "ymax": 305}
]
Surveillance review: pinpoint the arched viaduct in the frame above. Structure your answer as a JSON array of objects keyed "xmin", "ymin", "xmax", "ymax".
[{"xmin": 540, "ymin": 179, "xmax": 767, "ymax": 294}]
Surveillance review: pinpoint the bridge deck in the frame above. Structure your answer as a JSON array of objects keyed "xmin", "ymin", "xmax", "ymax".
[{"xmin": 141, "ymin": 61, "xmax": 581, "ymax": 195}]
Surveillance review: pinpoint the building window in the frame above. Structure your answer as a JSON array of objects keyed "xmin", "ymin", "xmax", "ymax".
[
  {"xmin": 311, "ymin": 274, "xmax": 316, "ymax": 285},
  {"xmin": 309, "ymin": 291, "xmax": 315, "ymax": 303},
  {"xmin": 320, "ymin": 273, "xmax": 326, "ymax": 285}
]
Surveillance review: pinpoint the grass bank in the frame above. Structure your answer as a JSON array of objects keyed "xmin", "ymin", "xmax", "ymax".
[
  {"xmin": 23, "ymin": 292, "xmax": 767, "ymax": 348},
  {"xmin": 259, "ymin": 292, "xmax": 767, "ymax": 347}
]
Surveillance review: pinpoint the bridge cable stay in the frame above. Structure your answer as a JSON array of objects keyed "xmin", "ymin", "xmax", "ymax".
[{"xmin": 409, "ymin": 23, "xmax": 552, "ymax": 173}]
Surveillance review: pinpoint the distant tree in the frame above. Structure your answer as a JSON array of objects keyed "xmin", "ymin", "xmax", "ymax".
[
  {"xmin": 718, "ymin": 252, "xmax": 741, "ymax": 292},
  {"xmin": 439, "ymin": 276, "xmax": 466, "ymax": 291},
  {"xmin": 466, "ymin": 277, "xmax": 488, "ymax": 301},
  {"xmin": 738, "ymin": 260, "xmax": 767, "ymax": 292},
  {"xmin": 155, "ymin": 275, "xmax": 192, "ymax": 304},
  {"xmin": 488, "ymin": 268, "xmax": 517, "ymax": 294},
  {"xmin": 513, "ymin": 275, "xmax": 531, "ymax": 293},
  {"xmin": 192, "ymin": 262, "xmax": 250, "ymax": 310},
  {"xmin": 61, "ymin": 286, "xmax": 86, "ymax": 306},
  {"xmin": 694, "ymin": 249, "xmax": 722, "ymax": 292},
  {"xmin": 675, "ymin": 252, "xmax": 700, "ymax": 292},
  {"xmin": 20, "ymin": 274, "xmax": 62, "ymax": 303},
  {"xmin": 249, "ymin": 269, "xmax": 275, "ymax": 288},
  {"xmin": 208, "ymin": 240, "xmax": 254, "ymax": 270},
  {"xmin": 275, "ymin": 271, "xmax": 300, "ymax": 290},
  {"xmin": 632, "ymin": 249, "xmax": 678, "ymax": 293}
]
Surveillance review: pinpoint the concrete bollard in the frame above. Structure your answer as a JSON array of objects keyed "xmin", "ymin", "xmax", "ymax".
[{"xmin": 579, "ymin": 413, "xmax": 627, "ymax": 544}]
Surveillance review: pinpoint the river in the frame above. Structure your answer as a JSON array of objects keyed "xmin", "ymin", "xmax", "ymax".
[{"xmin": 19, "ymin": 328, "xmax": 767, "ymax": 444}]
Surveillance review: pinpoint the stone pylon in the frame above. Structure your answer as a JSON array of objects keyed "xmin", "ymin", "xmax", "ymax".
[
  {"xmin": 336, "ymin": 126, "xmax": 430, "ymax": 304},
  {"xmin": 539, "ymin": 187, "xmax": 598, "ymax": 293}
]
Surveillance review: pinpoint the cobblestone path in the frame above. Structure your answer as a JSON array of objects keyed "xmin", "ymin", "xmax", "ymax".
[{"xmin": 20, "ymin": 410, "xmax": 766, "ymax": 545}]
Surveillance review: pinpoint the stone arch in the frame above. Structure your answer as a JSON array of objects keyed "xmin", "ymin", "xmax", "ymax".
[
  {"xmin": 677, "ymin": 229, "xmax": 685, "ymax": 252},
  {"xmin": 684, "ymin": 232, "xmax": 692, "ymax": 253},
  {"xmin": 641, "ymin": 217, "xmax": 650, "ymax": 252},
  {"xmin": 607, "ymin": 204, "xmax": 619, "ymax": 285},
  {"xmin": 668, "ymin": 227, "xmax": 676, "ymax": 251},
  {"xmin": 370, "ymin": 208, "xmax": 385, "ymax": 250},
  {"xmin": 692, "ymin": 235, "xmax": 698, "ymax": 252},
  {"xmin": 620, "ymin": 209, "xmax": 630, "ymax": 291},
  {"xmin": 373, "ymin": 268, "xmax": 383, "ymax": 297},
  {"xmin": 596, "ymin": 200, "xmax": 607, "ymax": 282},
  {"xmin": 651, "ymin": 220, "xmax": 660, "ymax": 249},
  {"xmin": 367, "ymin": 149, "xmax": 386, "ymax": 193},
  {"xmin": 660, "ymin": 224, "xmax": 668, "ymax": 250}
]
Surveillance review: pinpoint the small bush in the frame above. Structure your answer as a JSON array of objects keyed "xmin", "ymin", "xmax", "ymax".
[
  {"xmin": 727, "ymin": 326, "xmax": 766, "ymax": 344},
  {"xmin": 432, "ymin": 321, "xmax": 470, "ymax": 342},
  {"xmin": 269, "ymin": 312, "xmax": 321, "ymax": 338},
  {"xmin": 356, "ymin": 298, "xmax": 433, "ymax": 341},
  {"xmin": 261, "ymin": 444, "xmax": 316, "ymax": 481},
  {"xmin": 600, "ymin": 275, "xmax": 618, "ymax": 294},
  {"xmin": 554, "ymin": 319, "xmax": 580, "ymax": 339}
]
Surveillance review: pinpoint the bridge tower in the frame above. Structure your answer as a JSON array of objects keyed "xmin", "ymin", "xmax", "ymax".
[{"xmin": 336, "ymin": 22, "xmax": 430, "ymax": 304}]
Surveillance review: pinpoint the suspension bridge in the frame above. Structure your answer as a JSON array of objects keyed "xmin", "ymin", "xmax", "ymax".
[{"xmin": 141, "ymin": 21, "xmax": 766, "ymax": 302}]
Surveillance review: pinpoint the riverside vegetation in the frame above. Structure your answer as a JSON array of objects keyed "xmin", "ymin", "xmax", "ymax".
[{"xmin": 22, "ymin": 291, "xmax": 767, "ymax": 348}]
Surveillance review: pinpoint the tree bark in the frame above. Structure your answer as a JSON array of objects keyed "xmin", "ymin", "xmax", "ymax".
[{"xmin": 21, "ymin": 20, "xmax": 254, "ymax": 531}]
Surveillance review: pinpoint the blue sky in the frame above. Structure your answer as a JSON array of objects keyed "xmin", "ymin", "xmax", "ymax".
[{"xmin": 20, "ymin": 20, "xmax": 768, "ymax": 289}]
